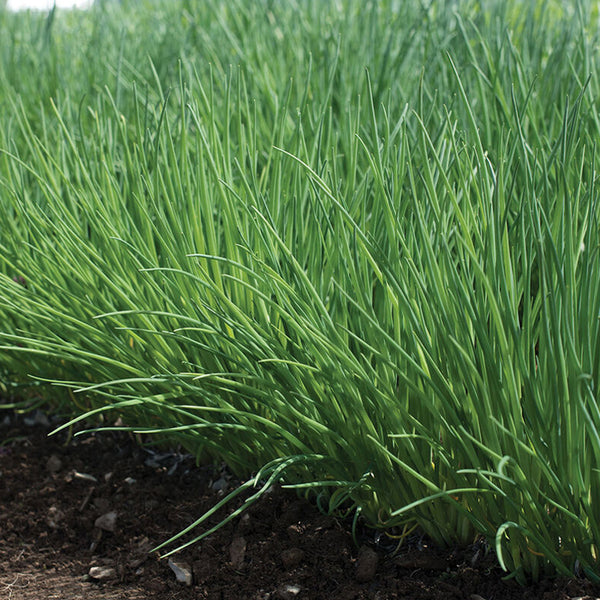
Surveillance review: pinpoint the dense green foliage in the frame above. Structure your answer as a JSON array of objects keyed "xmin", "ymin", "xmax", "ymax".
[{"xmin": 1, "ymin": 0, "xmax": 600, "ymax": 583}]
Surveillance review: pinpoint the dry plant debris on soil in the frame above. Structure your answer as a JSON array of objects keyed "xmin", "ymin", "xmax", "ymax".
[{"xmin": 1, "ymin": 410, "xmax": 599, "ymax": 600}]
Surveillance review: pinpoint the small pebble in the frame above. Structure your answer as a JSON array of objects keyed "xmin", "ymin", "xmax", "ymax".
[
  {"xmin": 275, "ymin": 584, "xmax": 301, "ymax": 599},
  {"xmin": 94, "ymin": 511, "xmax": 117, "ymax": 532},
  {"xmin": 211, "ymin": 477, "xmax": 228, "ymax": 492},
  {"xmin": 168, "ymin": 558, "xmax": 192, "ymax": 586},
  {"xmin": 74, "ymin": 471, "xmax": 98, "ymax": 483},
  {"xmin": 88, "ymin": 565, "xmax": 116, "ymax": 581}
]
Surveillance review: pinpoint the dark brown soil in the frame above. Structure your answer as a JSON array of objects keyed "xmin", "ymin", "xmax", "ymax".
[{"xmin": 1, "ymin": 409, "xmax": 600, "ymax": 600}]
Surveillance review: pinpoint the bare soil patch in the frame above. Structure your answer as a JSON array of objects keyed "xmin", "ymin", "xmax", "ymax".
[{"xmin": 1, "ymin": 409, "xmax": 599, "ymax": 599}]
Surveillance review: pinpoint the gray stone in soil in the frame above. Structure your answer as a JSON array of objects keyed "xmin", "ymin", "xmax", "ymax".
[
  {"xmin": 168, "ymin": 558, "xmax": 192, "ymax": 586},
  {"xmin": 275, "ymin": 583, "xmax": 301, "ymax": 599},
  {"xmin": 94, "ymin": 510, "xmax": 117, "ymax": 532},
  {"xmin": 88, "ymin": 565, "xmax": 116, "ymax": 581},
  {"xmin": 211, "ymin": 476, "xmax": 228, "ymax": 492}
]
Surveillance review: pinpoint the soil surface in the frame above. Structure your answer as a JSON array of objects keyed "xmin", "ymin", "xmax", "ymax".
[{"xmin": 1, "ymin": 409, "xmax": 600, "ymax": 600}]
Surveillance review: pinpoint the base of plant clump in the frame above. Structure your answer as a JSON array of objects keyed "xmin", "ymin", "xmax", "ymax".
[{"xmin": 1, "ymin": 409, "xmax": 599, "ymax": 600}]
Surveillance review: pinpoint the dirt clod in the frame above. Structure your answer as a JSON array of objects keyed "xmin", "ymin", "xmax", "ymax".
[
  {"xmin": 46, "ymin": 454, "xmax": 63, "ymax": 474},
  {"xmin": 281, "ymin": 547, "xmax": 305, "ymax": 570},
  {"xmin": 229, "ymin": 536, "xmax": 247, "ymax": 569},
  {"xmin": 355, "ymin": 545, "xmax": 379, "ymax": 582}
]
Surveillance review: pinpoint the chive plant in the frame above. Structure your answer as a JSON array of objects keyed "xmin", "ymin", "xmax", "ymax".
[{"xmin": 1, "ymin": 0, "xmax": 600, "ymax": 583}]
